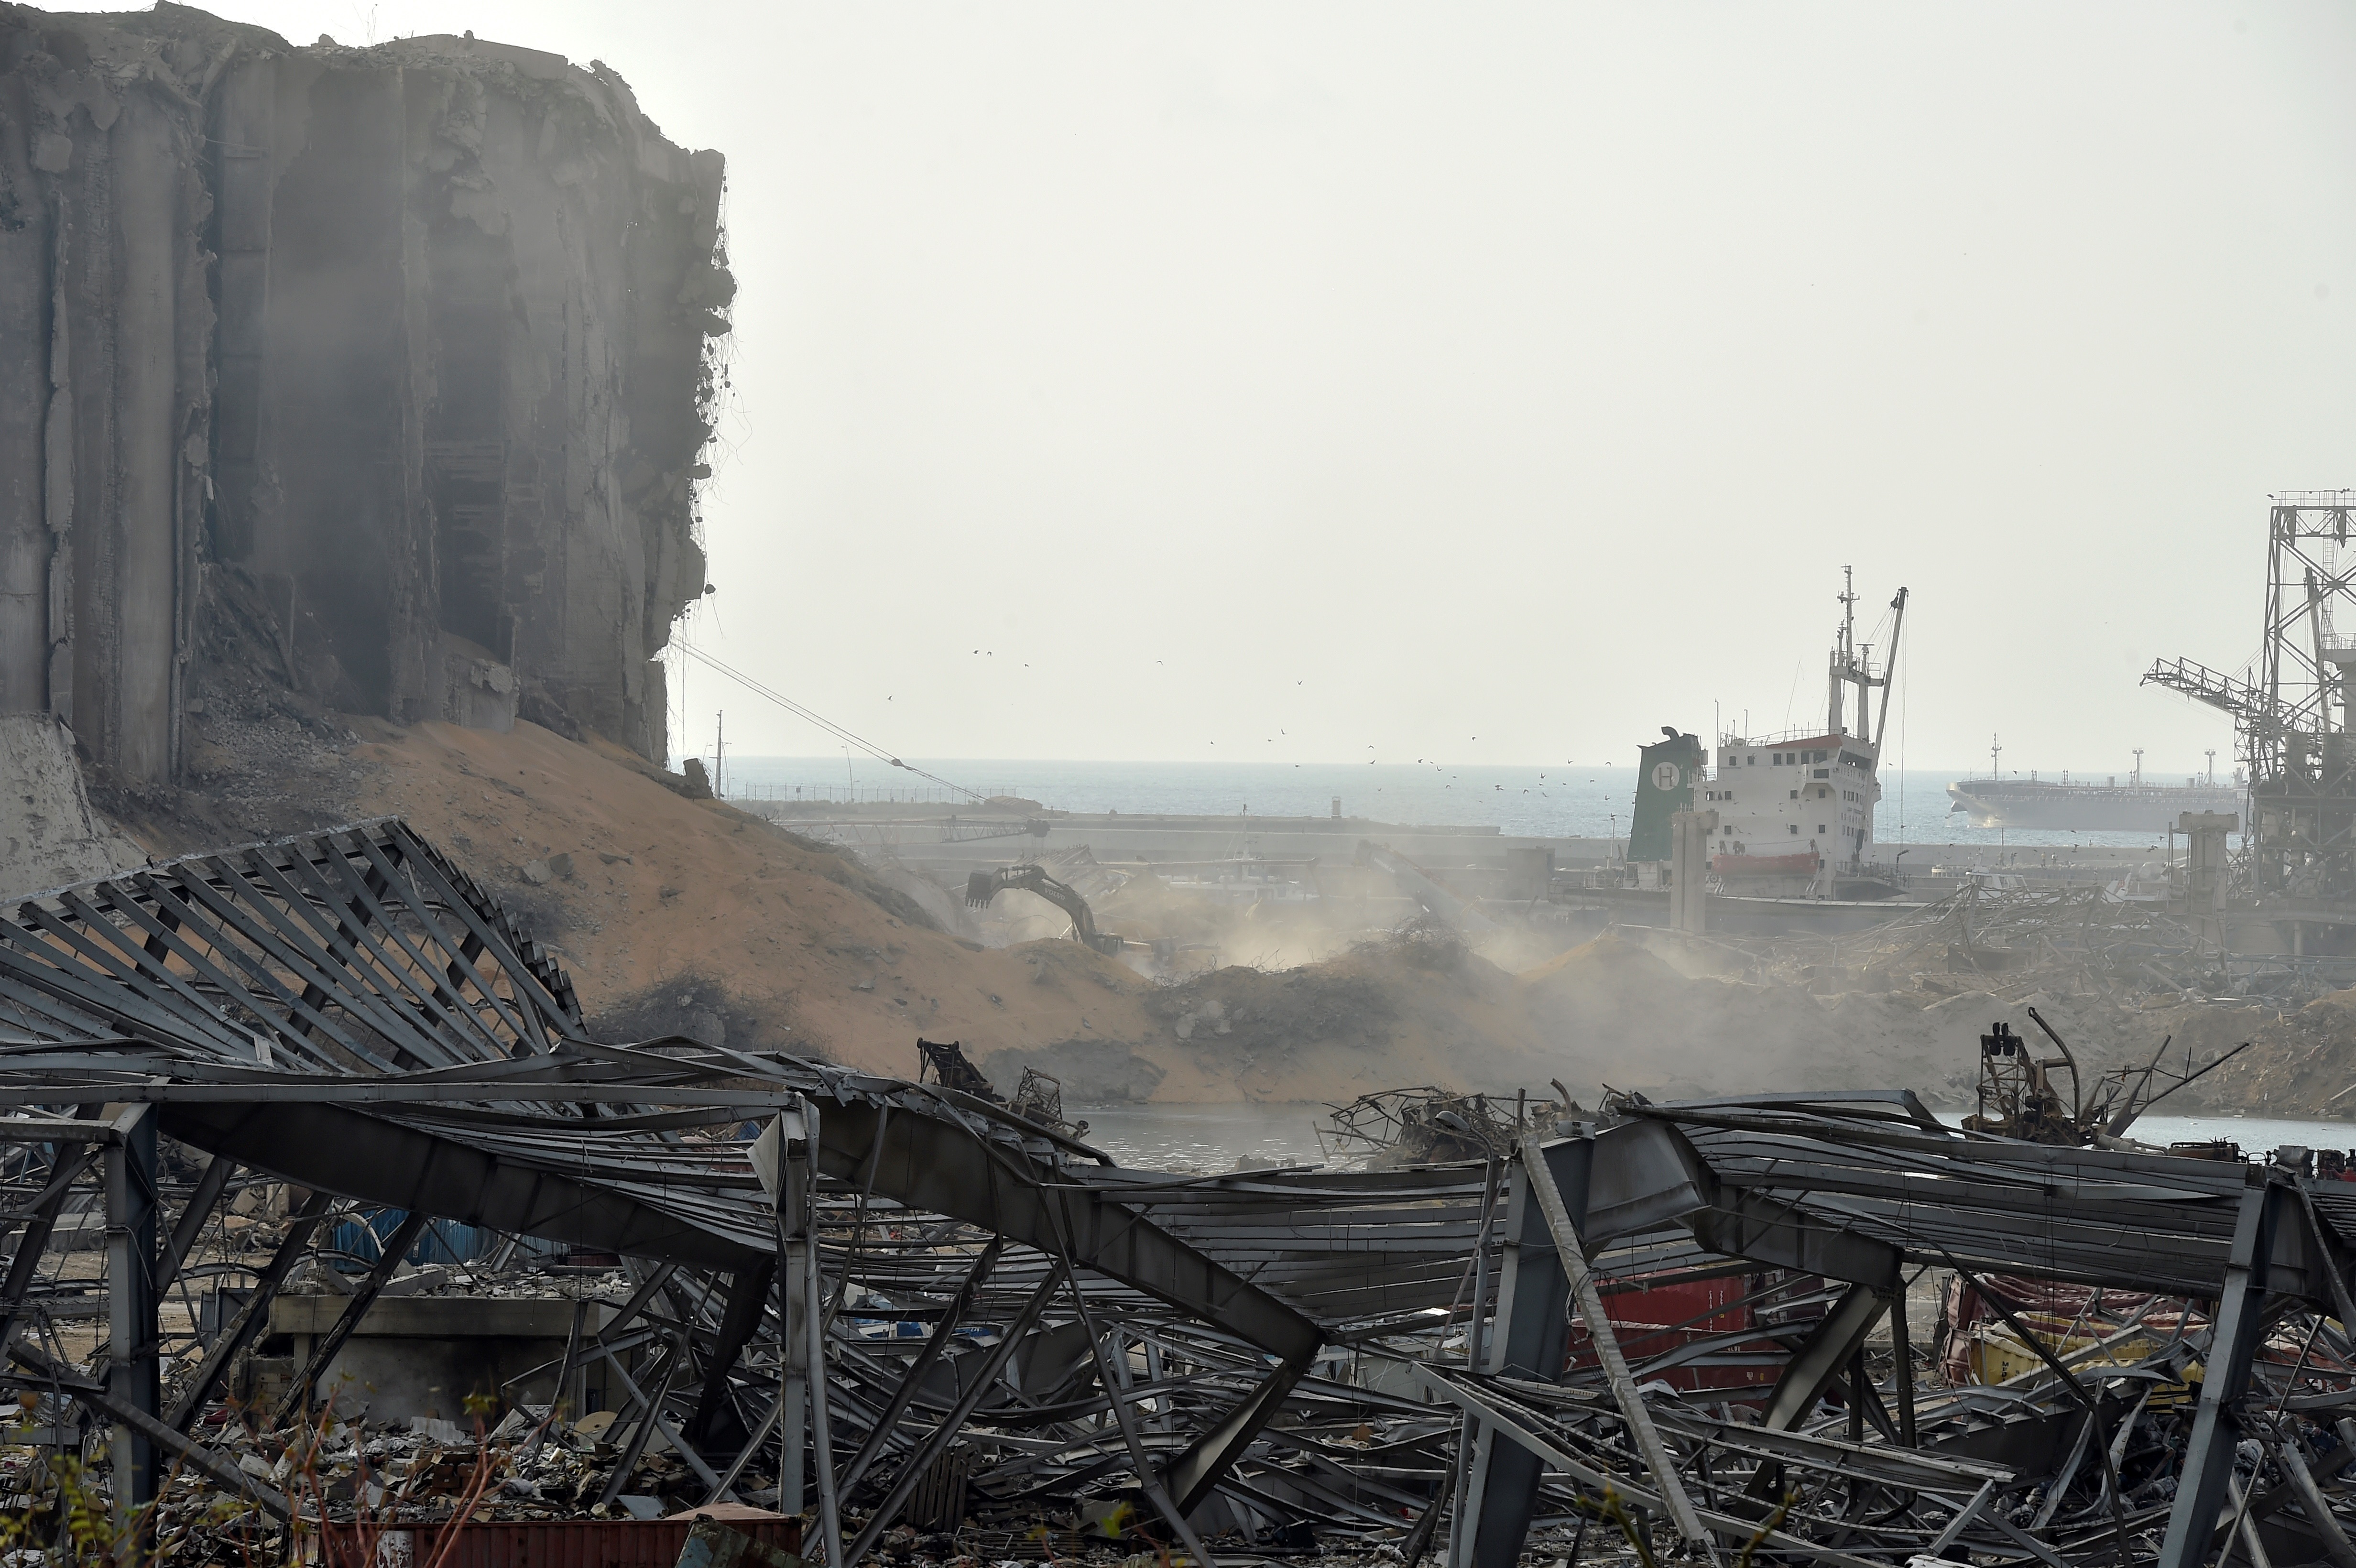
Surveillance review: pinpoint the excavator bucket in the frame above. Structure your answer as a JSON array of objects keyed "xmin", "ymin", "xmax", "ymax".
[{"xmin": 965, "ymin": 871, "xmax": 998, "ymax": 908}]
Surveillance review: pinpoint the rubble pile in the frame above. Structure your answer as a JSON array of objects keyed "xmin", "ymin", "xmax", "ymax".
[
  {"xmin": 1, "ymin": 817, "xmax": 2354, "ymax": 1568},
  {"xmin": 1317, "ymin": 1085, "xmax": 1578, "ymax": 1166},
  {"xmin": 1752, "ymin": 882, "xmax": 2229, "ymax": 1001}
]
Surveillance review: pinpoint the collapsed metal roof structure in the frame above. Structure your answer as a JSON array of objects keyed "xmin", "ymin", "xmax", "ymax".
[{"xmin": 0, "ymin": 819, "xmax": 2352, "ymax": 1568}]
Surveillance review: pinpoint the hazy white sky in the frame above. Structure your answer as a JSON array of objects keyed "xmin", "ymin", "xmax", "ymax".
[{"xmin": 191, "ymin": 2, "xmax": 2355, "ymax": 774}]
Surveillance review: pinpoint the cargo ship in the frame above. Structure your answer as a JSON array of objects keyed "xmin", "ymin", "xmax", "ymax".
[
  {"xmin": 1632, "ymin": 569, "xmax": 1910, "ymax": 899},
  {"xmin": 1945, "ymin": 740, "xmax": 2240, "ymax": 831}
]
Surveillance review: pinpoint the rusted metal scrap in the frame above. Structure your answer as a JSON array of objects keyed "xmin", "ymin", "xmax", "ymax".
[{"xmin": 1, "ymin": 822, "xmax": 2355, "ymax": 1568}]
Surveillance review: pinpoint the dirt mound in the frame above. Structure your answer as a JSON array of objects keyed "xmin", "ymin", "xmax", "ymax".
[
  {"xmin": 1147, "ymin": 965, "xmax": 1399, "ymax": 1050},
  {"xmin": 585, "ymin": 970, "xmax": 802, "ymax": 1057},
  {"xmin": 1508, "ymin": 934, "xmax": 2033, "ymax": 1104},
  {"xmin": 1517, "ymin": 932, "xmax": 1685, "ymax": 999},
  {"xmin": 1104, "ymin": 925, "xmax": 1547, "ymax": 1102},
  {"xmin": 106, "ymin": 686, "xmax": 2247, "ymax": 1111},
  {"xmin": 103, "ymin": 703, "xmax": 1602, "ymax": 1097},
  {"xmin": 335, "ymin": 719, "xmax": 1160, "ymax": 1078},
  {"xmin": 978, "ymin": 1040, "xmax": 1168, "ymax": 1104},
  {"xmin": 2142, "ymin": 995, "xmax": 2350, "ymax": 1118}
]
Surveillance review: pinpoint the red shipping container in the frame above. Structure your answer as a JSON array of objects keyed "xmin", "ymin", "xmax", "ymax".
[{"xmin": 1564, "ymin": 1273, "xmax": 1785, "ymax": 1396}]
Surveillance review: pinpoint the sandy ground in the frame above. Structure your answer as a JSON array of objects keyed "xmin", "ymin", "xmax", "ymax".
[
  {"xmin": 98, "ymin": 575, "xmax": 2316, "ymax": 1110},
  {"xmin": 116, "ymin": 707, "xmax": 2292, "ymax": 1110},
  {"xmin": 328, "ymin": 720, "xmax": 1160, "ymax": 1078},
  {"xmin": 338, "ymin": 723, "xmax": 2126, "ymax": 1103},
  {"xmin": 328, "ymin": 723, "xmax": 1996, "ymax": 1101}
]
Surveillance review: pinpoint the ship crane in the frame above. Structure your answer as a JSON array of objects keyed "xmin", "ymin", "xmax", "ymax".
[{"xmin": 1825, "ymin": 567, "xmax": 1909, "ymax": 745}]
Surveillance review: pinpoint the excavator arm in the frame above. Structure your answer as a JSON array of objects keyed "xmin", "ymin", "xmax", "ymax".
[{"xmin": 965, "ymin": 864, "xmax": 1125, "ymax": 956}]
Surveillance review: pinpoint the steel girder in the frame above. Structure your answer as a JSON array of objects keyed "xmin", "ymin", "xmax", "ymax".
[
  {"xmin": 154, "ymin": 1099, "xmax": 766, "ymax": 1270},
  {"xmin": 809, "ymin": 1098, "xmax": 1322, "ymax": 1364},
  {"xmin": 809, "ymin": 1095, "xmax": 1326, "ymax": 1512}
]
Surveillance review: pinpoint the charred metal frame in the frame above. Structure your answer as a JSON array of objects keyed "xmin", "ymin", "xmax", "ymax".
[{"xmin": 6, "ymin": 820, "xmax": 2356, "ymax": 1568}]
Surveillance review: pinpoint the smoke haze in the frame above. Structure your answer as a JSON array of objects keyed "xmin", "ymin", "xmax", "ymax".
[{"xmin": 174, "ymin": 1, "xmax": 2356, "ymax": 775}]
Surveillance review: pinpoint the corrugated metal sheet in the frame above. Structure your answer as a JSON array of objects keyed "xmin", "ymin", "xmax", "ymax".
[{"xmin": 322, "ymin": 1517, "xmax": 802, "ymax": 1568}]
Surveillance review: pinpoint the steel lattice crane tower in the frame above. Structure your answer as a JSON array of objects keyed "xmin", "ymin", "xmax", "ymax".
[{"xmin": 2147, "ymin": 491, "xmax": 2356, "ymax": 904}]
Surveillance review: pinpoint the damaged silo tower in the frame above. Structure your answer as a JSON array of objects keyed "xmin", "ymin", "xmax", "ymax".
[{"xmin": 0, "ymin": 3, "xmax": 729, "ymax": 779}]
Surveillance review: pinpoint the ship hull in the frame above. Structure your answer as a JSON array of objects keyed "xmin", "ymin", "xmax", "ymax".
[{"xmin": 1946, "ymin": 780, "xmax": 2240, "ymax": 832}]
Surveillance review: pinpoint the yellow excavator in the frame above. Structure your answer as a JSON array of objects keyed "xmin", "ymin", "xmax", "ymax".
[{"xmin": 965, "ymin": 863, "xmax": 1125, "ymax": 956}]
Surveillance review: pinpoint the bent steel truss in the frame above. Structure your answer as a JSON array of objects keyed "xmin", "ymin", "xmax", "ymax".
[{"xmin": 3, "ymin": 820, "xmax": 2355, "ymax": 1568}]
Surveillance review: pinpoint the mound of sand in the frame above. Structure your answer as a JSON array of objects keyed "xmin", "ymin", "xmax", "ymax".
[
  {"xmin": 1505, "ymin": 934, "xmax": 2128, "ymax": 1106},
  {"xmin": 111, "ymin": 702, "xmax": 2258, "ymax": 1111},
  {"xmin": 88, "ymin": 557, "xmax": 2307, "ymax": 1112},
  {"xmin": 1014, "ymin": 926, "xmax": 1551, "ymax": 1103},
  {"xmin": 326, "ymin": 720, "xmax": 1165, "ymax": 1076}
]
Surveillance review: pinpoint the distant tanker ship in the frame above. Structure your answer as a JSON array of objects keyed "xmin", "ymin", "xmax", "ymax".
[{"xmin": 1945, "ymin": 740, "xmax": 2240, "ymax": 832}]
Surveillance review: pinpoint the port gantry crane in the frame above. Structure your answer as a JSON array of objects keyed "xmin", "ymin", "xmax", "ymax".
[{"xmin": 2145, "ymin": 491, "xmax": 2356, "ymax": 905}]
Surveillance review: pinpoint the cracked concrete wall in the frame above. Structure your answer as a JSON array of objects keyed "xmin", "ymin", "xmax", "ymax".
[{"xmin": 0, "ymin": 4, "xmax": 726, "ymax": 783}]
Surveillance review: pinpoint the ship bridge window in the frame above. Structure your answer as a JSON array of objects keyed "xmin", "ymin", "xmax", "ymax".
[
  {"xmin": 1789, "ymin": 824, "xmax": 1800, "ymax": 834},
  {"xmin": 1818, "ymin": 823, "xmax": 1828, "ymax": 833},
  {"xmin": 1813, "ymin": 768, "xmax": 1830, "ymax": 779}
]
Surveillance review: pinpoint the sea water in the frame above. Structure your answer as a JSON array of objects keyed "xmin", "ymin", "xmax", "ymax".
[{"xmin": 722, "ymin": 756, "xmax": 2216, "ymax": 853}]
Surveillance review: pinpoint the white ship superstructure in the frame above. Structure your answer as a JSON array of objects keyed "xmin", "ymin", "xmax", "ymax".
[
  {"xmin": 1704, "ymin": 572, "xmax": 1908, "ymax": 898},
  {"xmin": 1705, "ymin": 731, "xmax": 1884, "ymax": 890}
]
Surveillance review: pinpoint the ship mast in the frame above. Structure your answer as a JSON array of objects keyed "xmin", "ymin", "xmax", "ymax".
[
  {"xmin": 1824, "ymin": 567, "xmax": 1905, "ymax": 746},
  {"xmin": 1828, "ymin": 568, "xmax": 1857, "ymax": 737}
]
